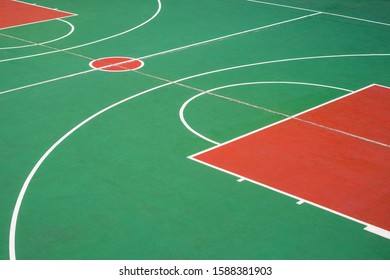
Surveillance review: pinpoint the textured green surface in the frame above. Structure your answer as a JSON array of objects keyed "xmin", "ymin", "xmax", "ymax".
[{"xmin": 1, "ymin": 0, "xmax": 390, "ymax": 259}]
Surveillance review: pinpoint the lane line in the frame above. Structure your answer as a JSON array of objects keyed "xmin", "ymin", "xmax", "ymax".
[{"xmin": 247, "ymin": 0, "xmax": 390, "ymax": 27}]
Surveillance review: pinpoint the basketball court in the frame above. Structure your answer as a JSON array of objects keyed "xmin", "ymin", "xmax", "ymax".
[{"xmin": 1, "ymin": 0, "xmax": 389, "ymax": 260}]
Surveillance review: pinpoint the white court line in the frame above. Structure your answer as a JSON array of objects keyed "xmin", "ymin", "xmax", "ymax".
[
  {"xmin": 247, "ymin": 0, "xmax": 390, "ymax": 27},
  {"xmin": 0, "ymin": 0, "xmax": 162, "ymax": 63},
  {"xmin": 179, "ymin": 91, "xmax": 221, "ymax": 145},
  {"xmin": 139, "ymin": 12, "xmax": 322, "ymax": 60},
  {"xmin": 0, "ymin": 19, "xmax": 75, "ymax": 50},
  {"xmin": 179, "ymin": 81, "xmax": 352, "ymax": 145},
  {"xmin": 364, "ymin": 226, "xmax": 390, "ymax": 239}
]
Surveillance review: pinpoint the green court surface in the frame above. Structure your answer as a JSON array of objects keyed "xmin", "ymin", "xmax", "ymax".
[{"xmin": 1, "ymin": 0, "xmax": 390, "ymax": 260}]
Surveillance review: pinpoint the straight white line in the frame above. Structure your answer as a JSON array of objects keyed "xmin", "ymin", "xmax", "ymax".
[
  {"xmin": 247, "ymin": 0, "xmax": 318, "ymax": 13},
  {"xmin": 364, "ymin": 226, "xmax": 390, "ymax": 239},
  {"xmin": 0, "ymin": 1, "xmax": 77, "ymax": 31},
  {"xmin": 247, "ymin": 0, "xmax": 390, "ymax": 27},
  {"xmin": 188, "ymin": 155, "xmax": 390, "ymax": 239},
  {"xmin": 139, "ymin": 12, "xmax": 321, "ymax": 60},
  {"xmin": 0, "ymin": 68, "xmax": 96, "ymax": 95}
]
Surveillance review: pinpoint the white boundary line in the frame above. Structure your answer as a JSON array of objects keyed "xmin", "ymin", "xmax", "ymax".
[
  {"xmin": 0, "ymin": 19, "xmax": 75, "ymax": 50},
  {"xmin": 247, "ymin": 0, "xmax": 390, "ymax": 27},
  {"xmin": 179, "ymin": 81, "xmax": 352, "ymax": 145},
  {"xmin": 0, "ymin": 0, "xmax": 162, "ymax": 63},
  {"xmin": 7, "ymin": 59, "xmax": 390, "ymax": 258}
]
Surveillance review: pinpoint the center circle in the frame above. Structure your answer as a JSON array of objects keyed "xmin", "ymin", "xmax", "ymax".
[{"xmin": 89, "ymin": 57, "xmax": 144, "ymax": 72}]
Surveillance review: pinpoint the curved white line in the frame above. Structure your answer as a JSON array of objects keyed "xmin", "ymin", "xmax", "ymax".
[
  {"xmin": 177, "ymin": 54, "xmax": 390, "ymax": 83},
  {"xmin": 179, "ymin": 81, "xmax": 352, "ymax": 145},
  {"xmin": 179, "ymin": 92, "xmax": 220, "ymax": 145},
  {"xmin": 9, "ymin": 82, "xmax": 171, "ymax": 260},
  {"xmin": 0, "ymin": 19, "xmax": 74, "ymax": 50},
  {"xmin": 8, "ymin": 53, "xmax": 389, "ymax": 259},
  {"xmin": 0, "ymin": 0, "xmax": 162, "ymax": 63}
]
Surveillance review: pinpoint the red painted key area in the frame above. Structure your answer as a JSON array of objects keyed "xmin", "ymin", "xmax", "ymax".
[{"xmin": 194, "ymin": 85, "xmax": 390, "ymax": 231}]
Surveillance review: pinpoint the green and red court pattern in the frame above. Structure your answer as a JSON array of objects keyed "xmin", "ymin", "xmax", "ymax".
[
  {"xmin": 192, "ymin": 85, "xmax": 390, "ymax": 234},
  {"xmin": 1, "ymin": 0, "xmax": 390, "ymax": 260}
]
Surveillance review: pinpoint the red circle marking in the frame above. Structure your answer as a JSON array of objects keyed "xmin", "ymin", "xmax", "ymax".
[{"xmin": 90, "ymin": 57, "xmax": 144, "ymax": 72}]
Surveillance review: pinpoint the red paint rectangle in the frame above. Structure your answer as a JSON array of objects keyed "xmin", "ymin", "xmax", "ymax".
[
  {"xmin": 193, "ymin": 85, "xmax": 390, "ymax": 233},
  {"xmin": 0, "ymin": 0, "xmax": 75, "ymax": 29}
]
